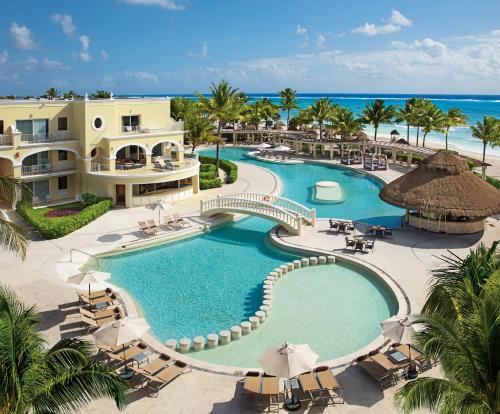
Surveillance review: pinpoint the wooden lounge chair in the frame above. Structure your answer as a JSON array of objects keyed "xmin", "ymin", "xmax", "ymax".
[
  {"xmin": 78, "ymin": 292, "xmax": 114, "ymax": 307},
  {"xmin": 146, "ymin": 220, "xmax": 160, "ymax": 233},
  {"xmin": 80, "ymin": 313, "xmax": 116, "ymax": 332},
  {"xmin": 260, "ymin": 375, "xmax": 281, "ymax": 413},
  {"xmin": 299, "ymin": 372, "xmax": 325, "ymax": 405},
  {"xmin": 141, "ymin": 354, "xmax": 172, "ymax": 375},
  {"xmin": 105, "ymin": 343, "xmax": 148, "ymax": 365},
  {"xmin": 77, "ymin": 289, "xmax": 107, "ymax": 300},
  {"xmin": 242, "ymin": 371, "xmax": 262, "ymax": 407},
  {"xmin": 138, "ymin": 221, "xmax": 156, "ymax": 236},
  {"xmin": 141, "ymin": 361, "xmax": 189, "ymax": 397},
  {"xmin": 357, "ymin": 358, "xmax": 396, "ymax": 390},
  {"xmin": 395, "ymin": 344, "xmax": 432, "ymax": 371},
  {"xmin": 164, "ymin": 215, "xmax": 183, "ymax": 230},
  {"xmin": 79, "ymin": 306, "xmax": 116, "ymax": 320},
  {"xmin": 173, "ymin": 212, "xmax": 191, "ymax": 227},
  {"xmin": 314, "ymin": 366, "xmax": 344, "ymax": 404}
]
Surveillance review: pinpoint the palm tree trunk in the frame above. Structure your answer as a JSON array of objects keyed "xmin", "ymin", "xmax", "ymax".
[
  {"xmin": 319, "ymin": 122, "xmax": 323, "ymax": 142},
  {"xmin": 445, "ymin": 127, "xmax": 449, "ymax": 150},
  {"xmin": 286, "ymin": 110, "xmax": 290, "ymax": 129},
  {"xmin": 423, "ymin": 133, "xmax": 427, "ymax": 147},
  {"xmin": 416, "ymin": 127, "xmax": 420, "ymax": 146},
  {"xmin": 406, "ymin": 123, "xmax": 410, "ymax": 141},
  {"xmin": 216, "ymin": 121, "xmax": 222, "ymax": 173},
  {"xmin": 482, "ymin": 141, "xmax": 486, "ymax": 164},
  {"xmin": 374, "ymin": 127, "xmax": 378, "ymax": 142}
]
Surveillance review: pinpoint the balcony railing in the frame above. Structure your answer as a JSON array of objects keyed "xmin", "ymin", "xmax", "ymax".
[
  {"xmin": 90, "ymin": 158, "xmax": 199, "ymax": 176},
  {"xmin": 20, "ymin": 131, "xmax": 74, "ymax": 144},
  {"xmin": 21, "ymin": 161, "xmax": 76, "ymax": 176},
  {"xmin": 116, "ymin": 120, "xmax": 185, "ymax": 137},
  {"xmin": 0, "ymin": 134, "xmax": 12, "ymax": 146}
]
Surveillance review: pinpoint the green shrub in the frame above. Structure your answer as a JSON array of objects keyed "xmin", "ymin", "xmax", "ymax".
[
  {"xmin": 486, "ymin": 175, "xmax": 500, "ymax": 189},
  {"xmin": 81, "ymin": 192, "xmax": 101, "ymax": 207},
  {"xmin": 198, "ymin": 156, "xmax": 238, "ymax": 184},
  {"xmin": 200, "ymin": 171, "xmax": 217, "ymax": 180},
  {"xmin": 200, "ymin": 164, "xmax": 217, "ymax": 173},
  {"xmin": 17, "ymin": 195, "xmax": 112, "ymax": 239},
  {"xmin": 199, "ymin": 177, "xmax": 222, "ymax": 190}
]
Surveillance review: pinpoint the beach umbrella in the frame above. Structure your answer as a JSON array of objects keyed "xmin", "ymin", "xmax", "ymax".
[
  {"xmin": 381, "ymin": 315, "xmax": 418, "ymax": 378},
  {"xmin": 259, "ymin": 342, "xmax": 318, "ymax": 379},
  {"xmin": 93, "ymin": 317, "xmax": 150, "ymax": 375},
  {"xmin": 270, "ymin": 145, "xmax": 291, "ymax": 152},
  {"xmin": 256, "ymin": 142, "xmax": 271, "ymax": 150},
  {"xmin": 147, "ymin": 199, "xmax": 172, "ymax": 225},
  {"xmin": 69, "ymin": 270, "xmax": 110, "ymax": 297}
]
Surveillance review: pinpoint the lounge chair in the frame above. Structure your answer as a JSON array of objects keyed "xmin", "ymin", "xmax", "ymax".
[
  {"xmin": 299, "ymin": 372, "xmax": 325, "ymax": 404},
  {"xmin": 164, "ymin": 215, "xmax": 183, "ymax": 230},
  {"xmin": 329, "ymin": 219, "xmax": 339, "ymax": 231},
  {"xmin": 260, "ymin": 375, "xmax": 281, "ymax": 413},
  {"xmin": 105, "ymin": 342, "xmax": 148, "ymax": 365},
  {"xmin": 315, "ymin": 366, "xmax": 344, "ymax": 404},
  {"xmin": 79, "ymin": 306, "xmax": 117, "ymax": 320},
  {"xmin": 138, "ymin": 221, "xmax": 156, "ymax": 236},
  {"xmin": 365, "ymin": 239, "xmax": 375, "ymax": 252},
  {"xmin": 78, "ymin": 290, "xmax": 114, "ymax": 307},
  {"xmin": 395, "ymin": 344, "xmax": 432, "ymax": 371},
  {"xmin": 242, "ymin": 371, "xmax": 262, "ymax": 407},
  {"xmin": 141, "ymin": 354, "xmax": 172, "ymax": 375},
  {"xmin": 357, "ymin": 358, "xmax": 396, "ymax": 390},
  {"xmin": 153, "ymin": 161, "xmax": 164, "ymax": 170},
  {"xmin": 345, "ymin": 237, "xmax": 356, "ymax": 250},
  {"xmin": 141, "ymin": 361, "xmax": 189, "ymax": 397},
  {"xmin": 173, "ymin": 213, "xmax": 191, "ymax": 227},
  {"xmin": 146, "ymin": 220, "xmax": 160, "ymax": 233},
  {"xmin": 80, "ymin": 313, "xmax": 116, "ymax": 332}
]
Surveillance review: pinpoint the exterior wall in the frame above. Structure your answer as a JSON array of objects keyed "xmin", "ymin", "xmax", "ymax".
[{"xmin": 408, "ymin": 214, "xmax": 485, "ymax": 234}]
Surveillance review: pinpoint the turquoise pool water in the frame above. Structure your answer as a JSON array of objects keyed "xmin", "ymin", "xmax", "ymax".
[
  {"xmin": 198, "ymin": 147, "xmax": 403, "ymax": 227},
  {"xmin": 98, "ymin": 147, "xmax": 403, "ymax": 365}
]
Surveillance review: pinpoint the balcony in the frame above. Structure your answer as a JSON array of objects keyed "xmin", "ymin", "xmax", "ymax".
[
  {"xmin": 20, "ymin": 131, "xmax": 75, "ymax": 144},
  {"xmin": 89, "ymin": 158, "xmax": 199, "ymax": 177},
  {"xmin": 107, "ymin": 121, "xmax": 184, "ymax": 139},
  {"xmin": 0, "ymin": 134, "xmax": 12, "ymax": 146},
  {"xmin": 21, "ymin": 161, "xmax": 76, "ymax": 177}
]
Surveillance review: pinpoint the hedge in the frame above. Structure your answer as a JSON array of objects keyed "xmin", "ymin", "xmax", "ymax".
[
  {"xmin": 200, "ymin": 164, "xmax": 217, "ymax": 173},
  {"xmin": 199, "ymin": 156, "xmax": 238, "ymax": 184},
  {"xmin": 200, "ymin": 170, "xmax": 218, "ymax": 180},
  {"xmin": 200, "ymin": 177, "xmax": 222, "ymax": 190},
  {"xmin": 17, "ymin": 193, "xmax": 113, "ymax": 239}
]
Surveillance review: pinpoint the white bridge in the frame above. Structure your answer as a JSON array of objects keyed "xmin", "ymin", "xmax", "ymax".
[{"xmin": 200, "ymin": 193, "xmax": 316, "ymax": 235}]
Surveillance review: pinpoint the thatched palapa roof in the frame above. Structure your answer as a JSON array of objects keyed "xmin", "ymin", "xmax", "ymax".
[{"xmin": 380, "ymin": 151, "xmax": 500, "ymax": 217}]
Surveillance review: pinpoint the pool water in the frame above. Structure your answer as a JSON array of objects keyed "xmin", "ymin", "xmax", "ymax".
[
  {"xmin": 199, "ymin": 147, "xmax": 403, "ymax": 227},
  {"xmin": 193, "ymin": 263, "xmax": 397, "ymax": 367},
  {"xmin": 98, "ymin": 147, "xmax": 403, "ymax": 366}
]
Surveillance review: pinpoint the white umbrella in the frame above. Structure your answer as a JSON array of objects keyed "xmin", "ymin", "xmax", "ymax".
[
  {"xmin": 69, "ymin": 270, "xmax": 111, "ymax": 296},
  {"xmin": 93, "ymin": 317, "xmax": 150, "ymax": 375},
  {"xmin": 259, "ymin": 342, "xmax": 318, "ymax": 379},
  {"xmin": 147, "ymin": 199, "xmax": 172, "ymax": 225},
  {"xmin": 270, "ymin": 145, "xmax": 291, "ymax": 152},
  {"xmin": 256, "ymin": 143, "xmax": 271, "ymax": 150}
]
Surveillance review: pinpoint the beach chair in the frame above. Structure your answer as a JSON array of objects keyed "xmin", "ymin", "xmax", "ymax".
[
  {"xmin": 345, "ymin": 237, "xmax": 356, "ymax": 250},
  {"xmin": 315, "ymin": 367, "xmax": 344, "ymax": 404},
  {"xmin": 299, "ymin": 372, "xmax": 326, "ymax": 405},
  {"xmin": 79, "ymin": 306, "xmax": 116, "ymax": 320},
  {"xmin": 77, "ymin": 289, "xmax": 107, "ymax": 300},
  {"xmin": 357, "ymin": 358, "xmax": 396, "ymax": 390},
  {"xmin": 329, "ymin": 219, "xmax": 339, "ymax": 231},
  {"xmin": 78, "ymin": 291, "xmax": 114, "ymax": 307},
  {"xmin": 242, "ymin": 371, "xmax": 262, "ymax": 408},
  {"xmin": 396, "ymin": 344, "xmax": 432, "ymax": 372},
  {"xmin": 365, "ymin": 239, "xmax": 375, "ymax": 252},
  {"xmin": 138, "ymin": 221, "xmax": 155, "ymax": 236},
  {"xmin": 80, "ymin": 313, "xmax": 116, "ymax": 332},
  {"xmin": 261, "ymin": 375, "xmax": 281, "ymax": 413},
  {"xmin": 141, "ymin": 361, "xmax": 189, "ymax": 397},
  {"xmin": 173, "ymin": 212, "xmax": 191, "ymax": 227},
  {"xmin": 105, "ymin": 342, "xmax": 148, "ymax": 365},
  {"xmin": 153, "ymin": 161, "xmax": 164, "ymax": 170},
  {"xmin": 164, "ymin": 215, "xmax": 183, "ymax": 230},
  {"xmin": 146, "ymin": 220, "xmax": 160, "ymax": 233}
]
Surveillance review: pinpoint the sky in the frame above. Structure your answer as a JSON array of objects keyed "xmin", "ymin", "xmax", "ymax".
[{"xmin": 0, "ymin": 0, "xmax": 500, "ymax": 95}]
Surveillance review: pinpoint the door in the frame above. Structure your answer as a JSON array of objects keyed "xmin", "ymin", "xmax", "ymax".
[{"xmin": 115, "ymin": 184, "xmax": 126, "ymax": 205}]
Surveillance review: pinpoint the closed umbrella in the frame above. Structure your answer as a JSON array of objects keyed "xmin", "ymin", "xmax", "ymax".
[
  {"xmin": 147, "ymin": 199, "xmax": 172, "ymax": 226},
  {"xmin": 381, "ymin": 315, "xmax": 418, "ymax": 378},
  {"xmin": 259, "ymin": 342, "xmax": 318, "ymax": 379},
  {"xmin": 93, "ymin": 317, "xmax": 150, "ymax": 378},
  {"xmin": 69, "ymin": 270, "xmax": 110, "ymax": 297}
]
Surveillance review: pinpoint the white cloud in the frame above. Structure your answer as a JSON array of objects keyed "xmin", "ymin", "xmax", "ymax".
[
  {"xmin": 125, "ymin": 70, "xmax": 159, "ymax": 83},
  {"xmin": 79, "ymin": 35, "xmax": 90, "ymax": 51},
  {"xmin": 0, "ymin": 51, "xmax": 8, "ymax": 64},
  {"xmin": 43, "ymin": 57, "xmax": 70, "ymax": 70},
  {"xmin": 79, "ymin": 52, "xmax": 92, "ymax": 62},
  {"xmin": 118, "ymin": 0, "xmax": 185, "ymax": 11},
  {"xmin": 10, "ymin": 22, "xmax": 37, "ymax": 49},
  {"xmin": 413, "ymin": 38, "xmax": 447, "ymax": 58},
  {"xmin": 296, "ymin": 25, "xmax": 307, "ymax": 36},
  {"xmin": 50, "ymin": 14, "xmax": 76, "ymax": 36},
  {"xmin": 188, "ymin": 41, "xmax": 208, "ymax": 59},
  {"xmin": 316, "ymin": 34, "xmax": 326, "ymax": 48},
  {"xmin": 352, "ymin": 10, "xmax": 412, "ymax": 36},
  {"xmin": 491, "ymin": 29, "xmax": 500, "ymax": 37},
  {"xmin": 101, "ymin": 50, "xmax": 109, "ymax": 61},
  {"xmin": 77, "ymin": 35, "xmax": 91, "ymax": 61}
]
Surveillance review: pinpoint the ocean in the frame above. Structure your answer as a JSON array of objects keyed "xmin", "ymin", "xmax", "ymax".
[{"xmin": 125, "ymin": 93, "xmax": 500, "ymax": 157}]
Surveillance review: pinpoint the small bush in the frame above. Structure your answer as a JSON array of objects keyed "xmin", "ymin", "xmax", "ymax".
[
  {"xmin": 199, "ymin": 156, "xmax": 238, "ymax": 184},
  {"xmin": 200, "ymin": 177, "xmax": 222, "ymax": 190},
  {"xmin": 17, "ymin": 194, "xmax": 112, "ymax": 239},
  {"xmin": 200, "ymin": 164, "xmax": 217, "ymax": 173}
]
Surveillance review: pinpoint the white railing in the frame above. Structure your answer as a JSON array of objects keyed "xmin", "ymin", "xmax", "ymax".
[
  {"xmin": 120, "ymin": 122, "xmax": 184, "ymax": 135},
  {"xmin": 20, "ymin": 131, "xmax": 73, "ymax": 143},
  {"xmin": 200, "ymin": 193, "xmax": 316, "ymax": 235},
  {"xmin": 21, "ymin": 160, "xmax": 75, "ymax": 176},
  {"xmin": 0, "ymin": 134, "xmax": 12, "ymax": 146},
  {"xmin": 90, "ymin": 158, "xmax": 199, "ymax": 175},
  {"xmin": 219, "ymin": 192, "xmax": 316, "ymax": 225},
  {"xmin": 90, "ymin": 163, "xmax": 111, "ymax": 172}
]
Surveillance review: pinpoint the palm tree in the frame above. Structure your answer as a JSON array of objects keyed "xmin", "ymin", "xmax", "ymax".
[
  {"xmin": 62, "ymin": 90, "xmax": 81, "ymax": 99},
  {"xmin": 443, "ymin": 108, "xmax": 468, "ymax": 151},
  {"xmin": 308, "ymin": 98, "xmax": 333, "ymax": 140},
  {"xmin": 184, "ymin": 113, "xmax": 213, "ymax": 153},
  {"xmin": 91, "ymin": 90, "xmax": 111, "ymax": 99},
  {"xmin": 362, "ymin": 99, "xmax": 396, "ymax": 141},
  {"xmin": 395, "ymin": 243, "xmax": 500, "ymax": 414},
  {"xmin": 44, "ymin": 88, "xmax": 60, "ymax": 100},
  {"xmin": 411, "ymin": 99, "xmax": 432, "ymax": 147},
  {"xmin": 0, "ymin": 283, "xmax": 128, "ymax": 413},
  {"xmin": 279, "ymin": 88, "xmax": 299, "ymax": 128},
  {"xmin": 396, "ymin": 98, "xmax": 418, "ymax": 142},
  {"xmin": 330, "ymin": 107, "xmax": 365, "ymax": 140},
  {"xmin": 421, "ymin": 104, "xmax": 446, "ymax": 147},
  {"xmin": 0, "ymin": 176, "xmax": 29, "ymax": 260},
  {"xmin": 196, "ymin": 80, "xmax": 238, "ymax": 171},
  {"xmin": 470, "ymin": 116, "xmax": 500, "ymax": 164},
  {"xmin": 260, "ymin": 98, "xmax": 280, "ymax": 129}
]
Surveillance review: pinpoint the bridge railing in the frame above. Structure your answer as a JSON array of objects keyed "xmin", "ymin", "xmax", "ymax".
[
  {"xmin": 200, "ymin": 196, "xmax": 302, "ymax": 233},
  {"xmin": 219, "ymin": 192, "xmax": 316, "ymax": 225}
]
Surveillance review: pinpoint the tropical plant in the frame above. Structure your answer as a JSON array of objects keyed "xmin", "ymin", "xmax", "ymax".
[
  {"xmin": 0, "ymin": 283, "xmax": 128, "ymax": 413},
  {"xmin": 420, "ymin": 104, "xmax": 446, "ymax": 147},
  {"xmin": 0, "ymin": 176, "xmax": 29, "ymax": 260},
  {"xmin": 308, "ymin": 98, "xmax": 333, "ymax": 140},
  {"xmin": 289, "ymin": 108, "xmax": 314, "ymax": 130},
  {"xmin": 470, "ymin": 116, "xmax": 500, "ymax": 164},
  {"xmin": 62, "ymin": 90, "xmax": 81, "ymax": 99},
  {"xmin": 91, "ymin": 90, "xmax": 111, "ymax": 99},
  {"xmin": 170, "ymin": 97, "xmax": 196, "ymax": 121},
  {"xmin": 260, "ymin": 98, "xmax": 280, "ymax": 129},
  {"xmin": 396, "ymin": 98, "xmax": 418, "ymax": 142},
  {"xmin": 184, "ymin": 113, "xmax": 214, "ymax": 153},
  {"xmin": 43, "ymin": 88, "xmax": 60, "ymax": 100},
  {"xmin": 443, "ymin": 108, "xmax": 468, "ymax": 150},
  {"xmin": 330, "ymin": 107, "xmax": 365, "ymax": 140},
  {"xmin": 362, "ymin": 99, "xmax": 396, "ymax": 141},
  {"xmin": 196, "ymin": 80, "xmax": 238, "ymax": 171},
  {"xmin": 279, "ymin": 88, "xmax": 300, "ymax": 128},
  {"xmin": 395, "ymin": 242, "xmax": 500, "ymax": 414},
  {"xmin": 411, "ymin": 99, "xmax": 433, "ymax": 147}
]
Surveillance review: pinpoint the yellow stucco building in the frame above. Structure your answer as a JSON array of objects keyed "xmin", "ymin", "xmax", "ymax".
[{"xmin": 0, "ymin": 97, "xmax": 200, "ymax": 208}]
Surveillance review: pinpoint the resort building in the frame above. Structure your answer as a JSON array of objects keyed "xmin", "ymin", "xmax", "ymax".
[{"xmin": 0, "ymin": 98, "xmax": 199, "ymax": 208}]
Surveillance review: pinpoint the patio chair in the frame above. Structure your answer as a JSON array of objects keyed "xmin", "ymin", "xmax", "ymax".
[
  {"xmin": 299, "ymin": 372, "xmax": 326, "ymax": 404},
  {"xmin": 141, "ymin": 361, "xmax": 189, "ymax": 397},
  {"xmin": 260, "ymin": 374, "xmax": 281, "ymax": 413},
  {"xmin": 173, "ymin": 212, "xmax": 191, "ymax": 227},
  {"xmin": 138, "ymin": 221, "xmax": 155, "ymax": 237},
  {"xmin": 77, "ymin": 289, "xmax": 107, "ymax": 300},
  {"xmin": 153, "ymin": 161, "xmax": 165, "ymax": 170},
  {"xmin": 80, "ymin": 313, "xmax": 116, "ymax": 332},
  {"xmin": 395, "ymin": 344, "xmax": 432, "ymax": 372},
  {"xmin": 146, "ymin": 220, "xmax": 160, "ymax": 233},
  {"xmin": 365, "ymin": 239, "xmax": 375, "ymax": 252},
  {"xmin": 78, "ymin": 291, "xmax": 114, "ymax": 307},
  {"xmin": 105, "ymin": 342, "xmax": 148, "ymax": 365},
  {"xmin": 329, "ymin": 219, "xmax": 339, "ymax": 230},
  {"xmin": 314, "ymin": 366, "xmax": 344, "ymax": 404},
  {"xmin": 141, "ymin": 354, "xmax": 172, "ymax": 375},
  {"xmin": 345, "ymin": 237, "xmax": 356, "ymax": 250},
  {"xmin": 242, "ymin": 371, "xmax": 262, "ymax": 408},
  {"xmin": 79, "ymin": 306, "xmax": 116, "ymax": 320},
  {"xmin": 164, "ymin": 215, "xmax": 183, "ymax": 230},
  {"xmin": 357, "ymin": 358, "xmax": 396, "ymax": 390}
]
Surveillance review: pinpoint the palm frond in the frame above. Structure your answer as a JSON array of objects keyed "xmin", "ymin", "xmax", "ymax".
[
  {"xmin": 0, "ymin": 216, "xmax": 29, "ymax": 260},
  {"xmin": 0, "ymin": 176, "xmax": 29, "ymax": 205}
]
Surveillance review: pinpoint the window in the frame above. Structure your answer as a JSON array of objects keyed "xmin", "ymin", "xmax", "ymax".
[
  {"xmin": 0, "ymin": 120, "xmax": 4, "ymax": 134},
  {"xmin": 58, "ymin": 176, "xmax": 68, "ymax": 190},
  {"xmin": 92, "ymin": 117, "xmax": 104, "ymax": 130},
  {"xmin": 16, "ymin": 119, "xmax": 48, "ymax": 139},
  {"xmin": 58, "ymin": 150, "xmax": 68, "ymax": 161},
  {"xmin": 122, "ymin": 115, "xmax": 140, "ymax": 132},
  {"xmin": 58, "ymin": 117, "xmax": 68, "ymax": 131},
  {"xmin": 90, "ymin": 148, "xmax": 97, "ymax": 158}
]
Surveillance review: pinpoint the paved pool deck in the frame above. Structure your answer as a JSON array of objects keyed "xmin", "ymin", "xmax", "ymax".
[{"xmin": 0, "ymin": 155, "xmax": 498, "ymax": 414}]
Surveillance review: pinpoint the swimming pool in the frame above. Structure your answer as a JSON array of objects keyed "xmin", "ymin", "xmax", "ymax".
[{"xmin": 97, "ymin": 147, "xmax": 403, "ymax": 366}]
